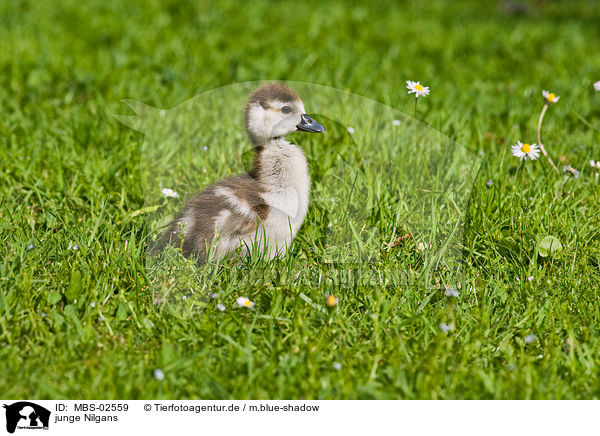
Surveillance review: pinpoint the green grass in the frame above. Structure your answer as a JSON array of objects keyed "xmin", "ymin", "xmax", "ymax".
[{"xmin": 2, "ymin": 0, "xmax": 600, "ymax": 399}]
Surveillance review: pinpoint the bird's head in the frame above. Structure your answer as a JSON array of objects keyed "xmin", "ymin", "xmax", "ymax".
[{"xmin": 245, "ymin": 83, "xmax": 325, "ymax": 145}]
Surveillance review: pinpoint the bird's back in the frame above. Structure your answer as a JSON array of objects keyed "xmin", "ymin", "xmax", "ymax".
[{"xmin": 152, "ymin": 175, "xmax": 269, "ymax": 263}]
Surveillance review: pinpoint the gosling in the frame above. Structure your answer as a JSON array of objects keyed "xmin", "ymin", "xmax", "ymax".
[{"xmin": 153, "ymin": 83, "xmax": 325, "ymax": 263}]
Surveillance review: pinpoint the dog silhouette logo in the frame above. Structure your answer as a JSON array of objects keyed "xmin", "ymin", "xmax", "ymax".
[{"xmin": 3, "ymin": 402, "xmax": 50, "ymax": 434}]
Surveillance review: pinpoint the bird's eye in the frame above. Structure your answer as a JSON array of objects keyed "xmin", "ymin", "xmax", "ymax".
[{"xmin": 281, "ymin": 106, "xmax": 292, "ymax": 114}]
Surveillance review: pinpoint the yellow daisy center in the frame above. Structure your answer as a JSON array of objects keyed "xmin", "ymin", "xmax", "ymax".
[
  {"xmin": 548, "ymin": 93, "xmax": 555, "ymax": 102},
  {"xmin": 415, "ymin": 84, "xmax": 423, "ymax": 91},
  {"xmin": 326, "ymin": 295, "xmax": 336, "ymax": 306},
  {"xmin": 521, "ymin": 143, "xmax": 531, "ymax": 153},
  {"xmin": 244, "ymin": 300, "xmax": 251, "ymax": 307}
]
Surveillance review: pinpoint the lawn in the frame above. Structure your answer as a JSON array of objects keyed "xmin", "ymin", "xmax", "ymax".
[{"xmin": 1, "ymin": 0, "xmax": 600, "ymax": 399}]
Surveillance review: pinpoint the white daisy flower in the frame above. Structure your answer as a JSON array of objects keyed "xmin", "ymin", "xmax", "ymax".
[
  {"xmin": 445, "ymin": 288, "xmax": 459, "ymax": 298},
  {"xmin": 216, "ymin": 303, "xmax": 226, "ymax": 312},
  {"xmin": 563, "ymin": 165, "xmax": 580, "ymax": 179},
  {"xmin": 161, "ymin": 188, "xmax": 179, "ymax": 198},
  {"xmin": 511, "ymin": 141, "xmax": 540, "ymax": 161},
  {"xmin": 440, "ymin": 322, "xmax": 454, "ymax": 333},
  {"xmin": 594, "ymin": 81, "xmax": 600, "ymax": 92},
  {"xmin": 392, "ymin": 119, "xmax": 401, "ymax": 126},
  {"xmin": 236, "ymin": 296, "xmax": 255, "ymax": 309},
  {"xmin": 590, "ymin": 160, "xmax": 600, "ymax": 170},
  {"xmin": 325, "ymin": 294, "xmax": 338, "ymax": 308},
  {"xmin": 347, "ymin": 126, "xmax": 355, "ymax": 134},
  {"xmin": 333, "ymin": 362, "xmax": 342, "ymax": 371},
  {"xmin": 406, "ymin": 80, "xmax": 430, "ymax": 98},
  {"xmin": 524, "ymin": 334, "xmax": 537, "ymax": 344},
  {"xmin": 542, "ymin": 90, "xmax": 560, "ymax": 104},
  {"xmin": 154, "ymin": 369, "xmax": 165, "ymax": 381}
]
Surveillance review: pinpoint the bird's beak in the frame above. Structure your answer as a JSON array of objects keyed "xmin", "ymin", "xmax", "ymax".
[{"xmin": 297, "ymin": 114, "xmax": 325, "ymax": 133}]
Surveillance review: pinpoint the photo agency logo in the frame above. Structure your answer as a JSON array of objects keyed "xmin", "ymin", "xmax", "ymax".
[
  {"xmin": 3, "ymin": 402, "xmax": 50, "ymax": 434},
  {"xmin": 114, "ymin": 81, "xmax": 481, "ymax": 307}
]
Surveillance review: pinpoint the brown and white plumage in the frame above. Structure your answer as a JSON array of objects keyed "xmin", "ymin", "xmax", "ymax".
[{"xmin": 153, "ymin": 83, "xmax": 325, "ymax": 263}]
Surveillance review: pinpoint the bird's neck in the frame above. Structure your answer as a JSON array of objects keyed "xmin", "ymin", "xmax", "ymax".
[{"xmin": 251, "ymin": 137, "xmax": 310, "ymax": 193}]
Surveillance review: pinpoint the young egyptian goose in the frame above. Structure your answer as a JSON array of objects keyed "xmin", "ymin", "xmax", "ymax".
[{"xmin": 153, "ymin": 83, "xmax": 325, "ymax": 263}]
